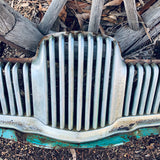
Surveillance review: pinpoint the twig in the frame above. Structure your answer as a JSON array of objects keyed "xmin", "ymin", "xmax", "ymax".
[
  {"xmin": 70, "ymin": 149, "xmax": 76, "ymax": 160},
  {"xmin": 137, "ymin": 12, "xmax": 153, "ymax": 43}
]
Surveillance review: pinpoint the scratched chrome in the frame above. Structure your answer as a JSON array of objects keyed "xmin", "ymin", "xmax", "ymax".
[
  {"xmin": 0, "ymin": 63, "xmax": 8, "ymax": 115},
  {"xmin": 0, "ymin": 32, "xmax": 160, "ymax": 143},
  {"xmin": 12, "ymin": 63, "xmax": 23, "ymax": 116},
  {"xmin": 31, "ymin": 40, "xmax": 49, "ymax": 125},
  {"xmin": 23, "ymin": 63, "xmax": 31, "ymax": 117}
]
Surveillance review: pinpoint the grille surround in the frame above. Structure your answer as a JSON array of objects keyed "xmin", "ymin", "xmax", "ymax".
[{"xmin": 0, "ymin": 32, "xmax": 160, "ymax": 143}]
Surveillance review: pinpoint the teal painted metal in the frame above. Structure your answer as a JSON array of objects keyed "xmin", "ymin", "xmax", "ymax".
[
  {"xmin": 0, "ymin": 129, "xmax": 17, "ymax": 141},
  {"xmin": 0, "ymin": 127, "xmax": 159, "ymax": 149}
]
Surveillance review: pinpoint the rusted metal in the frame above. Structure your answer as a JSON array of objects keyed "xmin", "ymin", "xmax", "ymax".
[{"xmin": 125, "ymin": 59, "xmax": 160, "ymax": 64}]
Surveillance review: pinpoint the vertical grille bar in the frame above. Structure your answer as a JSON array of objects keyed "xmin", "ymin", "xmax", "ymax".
[
  {"xmin": 138, "ymin": 64, "xmax": 151, "ymax": 115},
  {"xmin": 146, "ymin": 64, "xmax": 159, "ymax": 114},
  {"xmin": 124, "ymin": 64, "xmax": 135, "ymax": 116},
  {"xmin": 85, "ymin": 34, "xmax": 94, "ymax": 130},
  {"xmin": 31, "ymin": 40, "xmax": 48, "ymax": 124},
  {"xmin": 59, "ymin": 35, "xmax": 65, "ymax": 129},
  {"xmin": 5, "ymin": 62, "xmax": 16, "ymax": 116},
  {"xmin": 0, "ymin": 63, "xmax": 8, "ymax": 115},
  {"xmin": 100, "ymin": 38, "xmax": 112, "ymax": 127},
  {"xmin": 76, "ymin": 34, "xmax": 84, "ymax": 131},
  {"xmin": 23, "ymin": 63, "xmax": 31, "ymax": 116},
  {"xmin": 12, "ymin": 63, "xmax": 23, "ymax": 116},
  {"xmin": 132, "ymin": 63, "xmax": 144, "ymax": 116},
  {"xmin": 68, "ymin": 33, "xmax": 74, "ymax": 130},
  {"xmin": 153, "ymin": 71, "xmax": 160, "ymax": 114},
  {"xmin": 108, "ymin": 42, "xmax": 127, "ymax": 124},
  {"xmin": 49, "ymin": 37, "xmax": 57, "ymax": 127},
  {"xmin": 93, "ymin": 36, "xmax": 103, "ymax": 129}
]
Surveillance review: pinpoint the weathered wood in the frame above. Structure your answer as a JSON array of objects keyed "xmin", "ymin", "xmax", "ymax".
[
  {"xmin": 38, "ymin": 0, "xmax": 67, "ymax": 35},
  {"xmin": 88, "ymin": 0, "xmax": 104, "ymax": 33},
  {"xmin": 0, "ymin": 4, "xmax": 15, "ymax": 36},
  {"xmin": 123, "ymin": 0, "xmax": 139, "ymax": 31},
  {"xmin": 114, "ymin": 1, "xmax": 160, "ymax": 55},
  {"xmin": 0, "ymin": 0, "xmax": 43, "ymax": 53}
]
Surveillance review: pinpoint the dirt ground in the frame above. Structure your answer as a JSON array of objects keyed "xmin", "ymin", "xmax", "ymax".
[
  {"xmin": 0, "ymin": 0, "xmax": 160, "ymax": 159},
  {"xmin": 1, "ymin": 134, "xmax": 160, "ymax": 159}
]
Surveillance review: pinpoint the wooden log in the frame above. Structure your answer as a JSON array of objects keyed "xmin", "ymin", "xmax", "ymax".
[
  {"xmin": 0, "ymin": 0, "xmax": 43, "ymax": 53},
  {"xmin": 88, "ymin": 0, "xmax": 104, "ymax": 33},
  {"xmin": 123, "ymin": 0, "xmax": 139, "ymax": 31},
  {"xmin": 114, "ymin": 1, "xmax": 160, "ymax": 55},
  {"xmin": 38, "ymin": 0, "xmax": 67, "ymax": 35}
]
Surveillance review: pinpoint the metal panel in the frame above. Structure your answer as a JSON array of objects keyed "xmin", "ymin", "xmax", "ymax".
[
  {"xmin": 146, "ymin": 64, "xmax": 159, "ymax": 114},
  {"xmin": 49, "ymin": 37, "xmax": 57, "ymax": 128},
  {"xmin": 1, "ymin": 114, "xmax": 160, "ymax": 143},
  {"xmin": 93, "ymin": 36, "xmax": 103, "ymax": 129},
  {"xmin": 0, "ymin": 63, "xmax": 8, "ymax": 115},
  {"xmin": 31, "ymin": 40, "xmax": 48, "ymax": 125},
  {"xmin": 59, "ymin": 35, "xmax": 65, "ymax": 129},
  {"xmin": 76, "ymin": 34, "xmax": 84, "ymax": 131},
  {"xmin": 139, "ymin": 64, "xmax": 151, "ymax": 115},
  {"xmin": 68, "ymin": 33, "xmax": 74, "ymax": 130},
  {"xmin": 108, "ymin": 41, "xmax": 127, "ymax": 124},
  {"xmin": 23, "ymin": 63, "xmax": 31, "ymax": 117},
  {"xmin": 85, "ymin": 34, "xmax": 94, "ymax": 130},
  {"xmin": 5, "ymin": 62, "xmax": 16, "ymax": 116},
  {"xmin": 12, "ymin": 63, "xmax": 23, "ymax": 116},
  {"xmin": 124, "ymin": 64, "xmax": 135, "ymax": 116},
  {"xmin": 100, "ymin": 38, "xmax": 112, "ymax": 127},
  {"xmin": 131, "ymin": 63, "xmax": 144, "ymax": 116}
]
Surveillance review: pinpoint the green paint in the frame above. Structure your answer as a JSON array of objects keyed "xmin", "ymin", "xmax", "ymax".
[
  {"xmin": 0, "ymin": 129, "xmax": 17, "ymax": 141},
  {"xmin": 26, "ymin": 126, "xmax": 160, "ymax": 148},
  {"xmin": 0, "ymin": 127, "xmax": 160, "ymax": 148}
]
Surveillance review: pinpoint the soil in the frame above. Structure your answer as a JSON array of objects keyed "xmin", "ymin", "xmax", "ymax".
[
  {"xmin": 1, "ymin": 134, "xmax": 160, "ymax": 159},
  {"xmin": 0, "ymin": 0, "xmax": 160, "ymax": 159}
]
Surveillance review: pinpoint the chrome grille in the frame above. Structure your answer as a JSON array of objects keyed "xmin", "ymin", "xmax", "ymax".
[
  {"xmin": 0, "ymin": 32, "xmax": 160, "ymax": 143},
  {"xmin": 124, "ymin": 63, "xmax": 160, "ymax": 116}
]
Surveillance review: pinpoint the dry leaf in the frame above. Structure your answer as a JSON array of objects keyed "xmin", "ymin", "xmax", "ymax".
[
  {"xmin": 59, "ymin": 6, "xmax": 67, "ymax": 22},
  {"xmin": 67, "ymin": 1, "xmax": 90, "ymax": 13},
  {"xmin": 76, "ymin": 13, "xmax": 90, "ymax": 29},
  {"xmin": 20, "ymin": 2, "xmax": 29, "ymax": 7},
  {"xmin": 104, "ymin": 0, "xmax": 123, "ymax": 7}
]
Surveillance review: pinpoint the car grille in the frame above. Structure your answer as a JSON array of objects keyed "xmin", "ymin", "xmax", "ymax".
[{"xmin": 0, "ymin": 32, "xmax": 160, "ymax": 143}]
